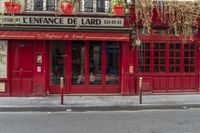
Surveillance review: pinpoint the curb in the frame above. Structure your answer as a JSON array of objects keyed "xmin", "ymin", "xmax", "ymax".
[{"xmin": 0, "ymin": 104, "xmax": 200, "ymax": 112}]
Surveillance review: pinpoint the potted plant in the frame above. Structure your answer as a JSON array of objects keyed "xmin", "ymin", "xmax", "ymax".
[
  {"xmin": 4, "ymin": 0, "xmax": 21, "ymax": 14},
  {"xmin": 60, "ymin": 0, "xmax": 73, "ymax": 14},
  {"xmin": 113, "ymin": 0, "xmax": 125, "ymax": 16}
]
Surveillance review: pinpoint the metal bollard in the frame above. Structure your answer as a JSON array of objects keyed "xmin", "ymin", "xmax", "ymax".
[
  {"xmin": 60, "ymin": 77, "xmax": 64, "ymax": 105},
  {"xmin": 139, "ymin": 77, "xmax": 143, "ymax": 104}
]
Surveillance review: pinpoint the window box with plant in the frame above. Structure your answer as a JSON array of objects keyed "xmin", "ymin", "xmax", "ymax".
[
  {"xmin": 113, "ymin": 0, "xmax": 125, "ymax": 16},
  {"xmin": 4, "ymin": 0, "xmax": 21, "ymax": 14},
  {"xmin": 60, "ymin": 0, "xmax": 74, "ymax": 14}
]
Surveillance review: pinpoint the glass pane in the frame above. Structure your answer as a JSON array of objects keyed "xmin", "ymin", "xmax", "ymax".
[
  {"xmin": 184, "ymin": 59, "xmax": 189, "ymax": 64},
  {"xmin": 72, "ymin": 41, "xmax": 85, "ymax": 85},
  {"xmin": 89, "ymin": 42, "xmax": 102, "ymax": 85},
  {"xmin": 145, "ymin": 43, "xmax": 150, "ymax": 49},
  {"xmin": 184, "ymin": 52, "xmax": 189, "ymax": 57},
  {"xmin": 170, "ymin": 44, "xmax": 174, "ymax": 49},
  {"xmin": 154, "ymin": 43, "xmax": 159, "ymax": 49},
  {"xmin": 154, "ymin": 51, "xmax": 159, "ymax": 57},
  {"xmin": 176, "ymin": 59, "xmax": 180, "ymax": 64},
  {"xmin": 106, "ymin": 44, "xmax": 119, "ymax": 85},
  {"xmin": 50, "ymin": 41, "xmax": 65, "ymax": 85},
  {"xmin": 46, "ymin": 0, "xmax": 55, "ymax": 11},
  {"xmin": 190, "ymin": 51, "xmax": 195, "ymax": 57},
  {"xmin": 84, "ymin": 0, "xmax": 94, "ymax": 12},
  {"xmin": 138, "ymin": 51, "xmax": 144, "ymax": 57},
  {"xmin": 34, "ymin": 0, "xmax": 43, "ymax": 11},
  {"xmin": 190, "ymin": 44, "xmax": 195, "ymax": 50},
  {"xmin": 160, "ymin": 59, "xmax": 165, "ymax": 64},
  {"xmin": 170, "ymin": 59, "xmax": 174, "ymax": 64},
  {"xmin": 160, "ymin": 43, "xmax": 165, "ymax": 49},
  {"xmin": 190, "ymin": 58, "xmax": 194, "ymax": 64},
  {"xmin": 139, "ymin": 66, "xmax": 144, "ymax": 72},
  {"xmin": 138, "ymin": 58, "xmax": 144, "ymax": 64},
  {"xmin": 176, "ymin": 43, "xmax": 180, "ymax": 49},
  {"xmin": 175, "ymin": 66, "xmax": 180, "ymax": 72},
  {"xmin": 145, "ymin": 58, "xmax": 150, "ymax": 64},
  {"xmin": 145, "ymin": 66, "xmax": 150, "ymax": 72},
  {"xmin": 169, "ymin": 66, "xmax": 174, "ymax": 72},
  {"xmin": 96, "ymin": 0, "xmax": 105, "ymax": 12},
  {"xmin": 154, "ymin": 66, "xmax": 159, "ymax": 72},
  {"xmin": 184, "ymin": 66, "xmax": 189, "ymax": 72},
  {"xmin": 176, "ymin": 52, "xmax": 180, "ymax": 57},
  {"xmin": 184, "ymin": 44, "xmax": 189, "ymax": 49},
  {"xmin": 154, "ymin": 59, "xmax": 159, "ymax": 64},
  {"xmin": 170, "ymin": 51, "xmax": 174, "ymax": 57},
  {"xmin": 145, "ymin": 51, "xmax": 150, "ymax": 56},
  {"xmin": 160, "ymin": 51, "xmax": 165, "ymax": 57},
  {"xmin": 160, "ymin": 66, "xmax": 165, "ymax": 72}
]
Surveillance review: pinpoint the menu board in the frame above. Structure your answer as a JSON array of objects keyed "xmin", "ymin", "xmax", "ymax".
[{"xmin": 0, "ymin": 41, "xmax": 7, "ymax": 78}]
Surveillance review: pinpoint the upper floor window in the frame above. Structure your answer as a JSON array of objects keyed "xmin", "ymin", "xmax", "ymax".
[
  {"xmin": 25, "ymin": 0, "xmax": 112, "ymax": 13},
  {"xmin": 25, "ymin": 0, "xmax": 58, "ymax": 11},
  {"xmin": 82, "ymin": 0, "xmax": 109, "ymax": 13}
]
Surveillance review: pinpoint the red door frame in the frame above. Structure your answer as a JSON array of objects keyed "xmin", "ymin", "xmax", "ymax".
[
  {"xmin": 70, "ymin": 41, "xmax": 121, "ymax": 94},
  {"xmin": 47, "ymin": 40, "xmax": 121, "ymax": 94}
]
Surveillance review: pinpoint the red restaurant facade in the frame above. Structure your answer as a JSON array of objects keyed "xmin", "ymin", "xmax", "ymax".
[{"xmin": 0, "ymin": 2, "xmax": 200, "ymax": 96}]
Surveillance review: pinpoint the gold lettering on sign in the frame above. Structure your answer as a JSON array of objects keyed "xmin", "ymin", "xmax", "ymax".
[
  {"xmin": 35, "ymin": 33, "xmax": 69, "ymax": 39},
  {"xmin": 0, "ymin": 82, "xmax": 5, "ymax": 92},
  {"xmin": 72, "ymin": 34, "xmax": 85, "ymax": 39}
]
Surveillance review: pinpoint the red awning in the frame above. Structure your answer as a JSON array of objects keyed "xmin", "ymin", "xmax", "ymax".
[{"xmin": 0, "ymin": 31, "xmax": 130, "ymax": 41}]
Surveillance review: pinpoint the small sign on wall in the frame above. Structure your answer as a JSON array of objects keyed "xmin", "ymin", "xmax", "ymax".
[
  {"xmin": 0, "ymin": 82, "xmax": 5, "ymax": 92},
  {"xmin": 129, "ymin": 66, "xmax": 134, "ymax": 73}
]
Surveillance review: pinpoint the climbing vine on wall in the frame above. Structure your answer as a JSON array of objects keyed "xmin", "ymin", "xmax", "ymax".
[{"xmin": 134, "ymin": 0, "xmax": 200, "ymax": 36}]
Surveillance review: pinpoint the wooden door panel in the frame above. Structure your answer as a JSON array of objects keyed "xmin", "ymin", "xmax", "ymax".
[
  {"xmin": 22, "ymin": 79, "xmax": 32, "ymax": 96},
  {"xmin": 11, "ymin": 41, "xmax": 33, "ymax": 96},
  {"xmin": 11, "ymin": 79, "xmax": 21, "ymax": 96}
]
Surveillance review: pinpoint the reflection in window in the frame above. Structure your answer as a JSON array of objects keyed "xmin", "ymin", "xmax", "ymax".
[
  {"xmin": 89, "ymin": 42, "xmax": 102, "ymax": 85},
  {"xmin": 72, "ymin": 41, "xmax": 85, "ymax": 85},
  {"xmin": 106, "ymin": 42, "xmax": 119, "ymax": 85},
  {"xmin": 50, "ymin": 41, "xmax": 65, "ymax": 85}
]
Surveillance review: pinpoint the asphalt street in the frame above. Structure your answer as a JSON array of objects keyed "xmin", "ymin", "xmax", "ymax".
[{"xmin": 0, "ymin": 108, "xmax": 200, "ymax": 133}]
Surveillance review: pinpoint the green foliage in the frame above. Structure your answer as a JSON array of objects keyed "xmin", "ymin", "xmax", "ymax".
[{"xmin": 113, "ymin": 0, "xmax": 124, "ymax": 5}]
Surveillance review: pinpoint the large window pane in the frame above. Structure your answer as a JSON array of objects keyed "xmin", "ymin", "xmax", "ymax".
[
  {"xmin": 89, "ymin": 42, "xmax": 102, "ymax": 85},
  {"xmin": 50, "ymin": 41, "xmax": 65, "ymax": 85},
  {"xmin": 72, "ymin": 41, "xmax": 85, "ymax": 85},
  {"xmin": 106, "ymin": 43, "xmax": 119, "ymax": 85}
]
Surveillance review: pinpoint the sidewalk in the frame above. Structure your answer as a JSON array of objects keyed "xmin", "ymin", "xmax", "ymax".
[{"xmin": 0, "ymin": 94, "xmax": 200, "ymax": 112}]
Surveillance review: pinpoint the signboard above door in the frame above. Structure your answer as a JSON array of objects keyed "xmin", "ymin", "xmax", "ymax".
[{"xmin": 0, "ymin": 15, "xmax": 124, "ymax": 27}]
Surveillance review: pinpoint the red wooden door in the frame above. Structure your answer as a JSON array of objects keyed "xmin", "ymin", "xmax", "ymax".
[{"xmin": 11, "ymin": 41, "xmax": 33, "ymax": 96}]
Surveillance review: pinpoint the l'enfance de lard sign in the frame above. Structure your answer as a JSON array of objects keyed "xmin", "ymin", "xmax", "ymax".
[{"xmin": 1, "ymin": 16, "xmax": 124, "ymax": 27}]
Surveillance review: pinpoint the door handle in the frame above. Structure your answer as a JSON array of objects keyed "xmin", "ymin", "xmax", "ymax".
[{"xmin": 20, "ymin": 68, "xmax": 23, "ymax": 71}]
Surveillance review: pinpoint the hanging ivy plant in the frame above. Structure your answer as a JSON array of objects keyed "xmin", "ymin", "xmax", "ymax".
[{"xmin": 134, "ymin": 0, "xmax": 200, "ymax": 37}]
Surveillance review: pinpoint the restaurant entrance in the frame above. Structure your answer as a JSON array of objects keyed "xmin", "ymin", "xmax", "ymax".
[{"xmin": 47, "ymin": 40, "xmax": 121, "ymax": 94}]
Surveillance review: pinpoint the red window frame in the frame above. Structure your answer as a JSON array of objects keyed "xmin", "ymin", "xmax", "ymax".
[{"xmin": 137, "ymin": 41, "xmax": 196, "ymax": 73}]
